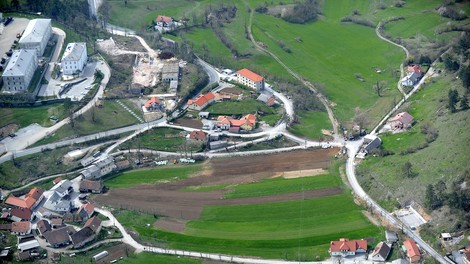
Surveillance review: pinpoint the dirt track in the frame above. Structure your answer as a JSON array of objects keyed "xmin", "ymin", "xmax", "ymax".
[{"xmin": 93, "ymin": 149, "xmax": 341, "ymax": 232}]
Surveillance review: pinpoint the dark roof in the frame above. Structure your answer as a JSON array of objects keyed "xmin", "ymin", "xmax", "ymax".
[
  {"xmin": 372, "ymin": 242, "xmax": 391, "ymax": 260},
  {"xmin": 70, "ymin": 226, "xmax": 94, "ymax": 245},
  {"xmin": 50, "ymin": 218, "xmax": 63, "ymax": 226},
  {"xmin": 84, "ymin": 216, "xmax": 101, "ymax": 233},
  {"xmin": 44, "ymin": 227, "xmax": 71, "ymax": 245},
  {"xmin": 11, "ymin": 208, "xmax": 32, "ymax": 220},
  {"xmin": 36, "ymin": 220, "xmax": 51, "ymax": 234},
  {"xmin": 18, "ymin": 251, "xmax": 32, "ymax": 261},
  {"xmin": 79, "ymin": 180, "xmax": 103, "ymax": 192}
]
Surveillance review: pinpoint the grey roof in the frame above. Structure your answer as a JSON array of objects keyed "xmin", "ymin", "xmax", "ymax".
[
  {"xmin": 19, "ymin": 19, "xmax": 51, "ymax": 44},
  {"xmin": 61, "ymin": 42, "xmax": 86, "ymax": 61},
  {"xmin": 94, "ymin": 157, "xmax": 114, "ymax": 169},
  {"xmin": 43, "ymin": 192, "xmax": 71, "ymax": 212},
  {"xmin": 54, "ymin": 180, "xmax": 73, "ymax": 194},
  {"xmin": 386, "ymin": 230, "xmax": 399, "ymax": 242},
  {"xmin": 2, "ymin": 49, "xmax": 37, "ymax": 77},
  {"xmin": 257, "ymin": 93, "xmax": 272, "ymax": 103},
  {"xmin": 81, "ymin": 165, "xmax": 100, "ymax": 178},
  {"xmin": 44, "ymin": 227, "xmax": 71, "ymax": 246},
  {"xmin": 371, "ymin": 242, "xmax": 391, "ymax": 261},
  {"xmin": 36, "ymin": 219, "xmax": 51, "ymax": 234}
]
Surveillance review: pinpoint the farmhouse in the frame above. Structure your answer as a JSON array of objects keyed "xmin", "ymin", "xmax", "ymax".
[
  {"xmin": 257, "ymin": 93, "xmax": 276, "ymax": 106},
  {"xmin": 187, "ymin": 92, "xmax": 215, "ymax": 110},
  {"xmin": 11, "ymin": 221, "xmax": 31, "ymax": 236},
  {"xmin": 5, "ymin": 187, "xmax": 44, "ymax": 210},
  {"xmin": 329, "ymin": 238, "xmax": 367, "ymax": 257},
  {"xmin": 50, "ymin": 180, "xmax": 73, "ymax": 198},
  {"xmin": 71, "ymin": 216, "xmax": 102, "ymax": 248},
  {"xmin": 236, "ymin": 68, "xmax": 265, "ymax": 91},
  {"xmin": 36, "ymin": 220, "xmax": 51, "ymax": 237},
  {"xmin": 388, "ymin": 112, "xmax": 414, "ymax": 130},
  {"xmin": 81, "ymin": 156, "xmax": 116, "ymax": 180},
  {"xmin": 155, "ymin": 15, "xmax": 174, "ymax": 28},
  {"xmin": 217, "ymin": 114, "xmax": 257, "ymax": 131},
  {"xmin": 370, "ymin": 242, "xmax": 391, "ymax": 262},
  {"xmin": 18, "ymin": 18, "xmax": 52, "ymax": 56},
  {"xmin": 79, "ymin": 180, "xmax": 103, "ymax": 194},
  {"xmin": 403, "ymin": 239, "xmax": 421, "ymax": 263},
  {"xmin": 61, "ymin": 42, "xmax": 88, "ymax": 75},
  {"xmin": 10, "ymin": 208, "xmax": 33, "ymax": 222},
  {"xmin": 77, "ymin": 204, "xmax": 95, "ymax": 221},
  {"xmin": 356, "ymin": 134, "xmax": 382, "ymax": 159},
  {"xmin": 144, "ymin": 97, "xmax": 162, "ymax": 112},
  {"xmin": 1, "ymin": 49, "xmax": 38, "ymax": 93},
  {"xmin": 43, "ymin": 227, "xmax": 72, "ymax": 248},
  {"xmin": 162, "ymin": 62, "xmax": 180, "ymax": 82}
]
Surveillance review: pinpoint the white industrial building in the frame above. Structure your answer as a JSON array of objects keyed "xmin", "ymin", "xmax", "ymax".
[
  {"xmin": 2, "ymin": 49, "xmax": 38, "ymax": 93},
  {"xmin": 18, "ymin": 19, "xmax": 52, "ymax": 57},
  {"xmin": 61, "ymin": 42, "xmax": 87, "ymax": 75}
]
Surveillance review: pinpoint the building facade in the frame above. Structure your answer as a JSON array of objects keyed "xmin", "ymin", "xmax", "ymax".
[
  {"xmin": 18, "ymin": 19, "xmax": 52, "ymax": 57},
  {"xmin": 61, "ymin": 42, "xmax": 87, "ymax": 75},
  {"xmin": 2, "ymin": 49, "xmax": 38, "ymax": 93},
  {"xmin": 236, "ymin": 68, "xmax": 265, "ymax": 90}
]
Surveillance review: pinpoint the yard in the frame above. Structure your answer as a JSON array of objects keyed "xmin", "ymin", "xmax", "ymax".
[
  {"xmin": 0, "ymin": 102, "xmax": 72, "ymax": 129},
  {"xmin": 288, "ymin": 111, "xmax": 332, "ymax": 140},
  {"xmin": 119, "ymin": 127, "xmax": 203, "ymax": 152}
]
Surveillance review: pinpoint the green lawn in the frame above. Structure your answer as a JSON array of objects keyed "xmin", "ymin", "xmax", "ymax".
[
  {"xmin": 153, "ymin": 193, "xmax": 382, "ymax": 261},
  {"xmin": 224, "ymin": 173, "xmax": 341, "ymax": 198},
  {"xmin": 115, "ymin": 209, "xmax": 157, "ymax": 228},
  {"xmin": 105, "ymin": 165, "xmax": 202, "ymax": 188},
  {"xmin": 120, "ymin": 127, "xmax": 202, "ymax": 152},
  {"xmin": 288, "ymin": 111, "xmax": 332, "ymax": 139},
  {"xmin": 121, "ymin": 253, "xmax": 201, "ymax": 264},
  {"xmin": 0, "ymin": 102, "xmax": 69, "ymax": 128},
  {"xmin": 205, "ymin": 98, "xmax": 275, "ymax": 116}
]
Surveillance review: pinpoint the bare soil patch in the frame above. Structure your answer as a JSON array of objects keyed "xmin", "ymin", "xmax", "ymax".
[
  {"xmin": 174, "ymin": 118, "xmax": 203, "ymax": 129},
  {"xmin": 93, "ymin": 149, "xmax": 340, "ymax": 231},
  {"xmin": 281, "ymin": 168, "xmax": 328, "ymax": 179},
  {"xmin": 219, "ymin": 87, "xmax": 243, "ymax": 95},
  {"xmin": 96, "ymin": 244, "xmax": 135, "ymax": 264}
]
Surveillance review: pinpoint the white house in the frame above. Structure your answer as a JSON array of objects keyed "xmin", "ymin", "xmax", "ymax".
[
  {"xmin": 236, "ymin": 68, "xmax": 265, "ymax": 90},
  {"xmin": 18, "ymin": 19, "xmax": 52, "ymax": 57},
  {"xmin": 2, "ymin": 49, "xmax": 38, "ymax": 93},
  {"xmin": 61, "ymin": 42, "xmax": 87, "ymax": 75}
]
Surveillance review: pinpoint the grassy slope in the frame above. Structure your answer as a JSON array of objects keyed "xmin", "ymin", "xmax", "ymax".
[
  {"xmin": 251, "ymin": 1, "xmax": 403, "ymax": 124},
  {"xmin": 288, "ymin": 111, "xmax": 332, "ymax": 139},
  {"xmin": 105, "ymin": 165, "xmax": 202, "ymax": 188},
  {"xmin": 0, "ymin": 103, "xmax": 68, "ymax": 128},
  {"xmin": 121, "ymin": 253, "xmax": 201, "ymax": 264},
  {"xmin": 357, "ymin": 74, "xmax": 470, "ymax": 213},
  {"xmin": 204, "ymin": 98, "xmax": 276, "ymax": 115}
]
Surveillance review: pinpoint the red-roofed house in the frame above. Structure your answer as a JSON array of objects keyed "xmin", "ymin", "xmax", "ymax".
[
  {"xmin": 217, "ymin": 114, "xmax": 257, "ymax": 131},
  {"xmin": 77, "ymin": 204, "xmax": 95, "ymax": 221},
  {"xmin": 144, "ymin": 97, "xmax": 162, "ymax": 112},
  {"xmin": 10, "ymin": 208, "xmax": 33, "ymax": 222},
  {"xmin": 329, "ymin": 238, "xmax": 367, "ymax": 257},
  {"xmin": 5, "ymin": 188, "xmax": 44, "ymax": 210},
  {"xmin": 403, "ymin": 239, "xmax": 421, "ymax": 263},
  {"xmin": 388, "ymin": 112, "xmax": 414, "ymax": 130},
  {"xmin": 189, "ymin": 130, "xmax": 207, "ymax": 142},
  {"xmin": 52, "ymin": 177, "xmax": 63, "ymax": 185},
  {"xmin": 156, "ymin": 15, "xmax": 174, "ymax": 28},
  {"xmin": 187, "ymin": 92, "xmax": 215, "ymax": 111},
  {"xmin": 407, "ymin": 65, "xmax": 423, "ymax": 75},
  {"xmin": 236, "ymin": 68, "xmax": 265, "ymax": 91},
  {"xmin": 11, "ymin": 221, "xmax": 31, "ymax": 235},
  {"xmin": 26, "ymin": 187, "xmax": 44, "ymax": 206}
]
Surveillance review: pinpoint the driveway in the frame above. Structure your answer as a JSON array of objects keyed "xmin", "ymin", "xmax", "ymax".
[{"xmin": 0, "ymin": 18, "xmax": 29, "ymax": 58}]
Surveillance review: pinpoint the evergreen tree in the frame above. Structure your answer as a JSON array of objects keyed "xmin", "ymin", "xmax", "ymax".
[
  {"xmin": 461, "ymin": 96, "xmax": 469, "ymax": 110},
  {"xmin": 448, "ymin": 89, "xmax": 459, "ymax": 113}
]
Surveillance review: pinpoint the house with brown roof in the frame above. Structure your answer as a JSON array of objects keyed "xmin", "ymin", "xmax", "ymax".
[
  {"xmin": 36, "ymin": 219, "xmax": 51, "ymax": 237},
  {"xmin": 329, "ymin": 238, "xmax": 367, "ymax": 257},
  {"xmin": 403, "ymin": 239, "xmax": 421, "ymax": 263},
  {"xmin": 77, "ymin": 204, "xmax": 95, "ymax": 221},
  {"xmin": 44, "ymin": 227, "xmax": 72, "ymax": 248},
  {"xmin": 70, "ymin": 226, "xmax": 95, "ymax": 249},
  {"xmin": 388, "ymin": 112, "xmax": 414, "ymax": 130},
  {"xmin": 144, "ymin": 97, "xmax": 162, "ymax": 112},
  {"xmin": 84, "ymin": 216, "xmax": 102, "ymax": 234},
  {"xmin": 52, "ymin": 177, "xmax": 63, "ymax": 185},
  {"xmin": 50, "ymin": 218, "xmax": 64, "ymax": 229},
  {"xmin": 189, "ymin": 130, "xmax": 207, "ymax": 142},
  {"xmin": 371, "ymin": 242, "xmax": 391, "ymax": 262},
  {"xmin": 187, "ymin": 92, "xmax": 215, "ymax": 111},
  {"xmin": 10, "ymin": 208, "xmax": 33, "ymax": 222},
  {"xmin": 155, "ymin": 15, "xmax": 174, "ymax": 28},
  {"xmin": 11, "ymin": 221, "xmax": 31, "ymax": 235},
  {"xmin": 79, "ymin": 180, "xmax": 104, "ymax": 194},
  {"xmin": 236, "ymin": 68, "xmax": 265, "ymax": 91}
]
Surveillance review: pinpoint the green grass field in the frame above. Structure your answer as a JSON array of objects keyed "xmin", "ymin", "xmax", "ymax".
[
  {"xmin": 0, "ymin": 103, "xmax": 69, "ymax": 128},
  {"xmin": 115, "ymin": 209, "xmax": 157, "ymax": 228},
  {"xmin": 205, "ymin": 98, "xmax": 276, "ymax": 116},
  {"xmin": 105, "ymin": 165, "xmax": 202, "ymax": 188},
  {"xmin": 357, "ymin": 74, "xmax": 470, "ymax": 214},
  {"xmin": 121, "ymin": 253, "xmax": 201, "ymax": 264},
  {"xmin": 288, "ymin": 111, "xmax": 332, "ymax": 139},
  {"xmin": 120, "ymin": 127, "xmax": 202, "ymax": 152}
]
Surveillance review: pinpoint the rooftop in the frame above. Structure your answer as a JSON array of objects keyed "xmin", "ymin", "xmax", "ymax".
[
  {"xmin": 19, "ymin": 19, "xmax": 51, "ymax": 44},
  {"xmin": 237, "ymin": 68, "xmax": 264, "ymax": 82},
  {"xmin": 2, "ymin": 49, "xmax": 37, "ymax": 77},
  {"xmin": 61, "ymin": 42, "xmax": 86, "ymax": 62}
]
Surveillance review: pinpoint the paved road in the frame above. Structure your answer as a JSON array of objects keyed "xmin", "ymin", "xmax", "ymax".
[{"xmin": 197, "ymin": 57, "xmax": 220, "ymax": 85}]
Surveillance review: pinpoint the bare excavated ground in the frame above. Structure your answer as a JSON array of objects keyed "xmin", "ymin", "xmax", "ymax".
[{"xmin": 94, "ymin": 148, "xmax": 341, "ymax": 232}]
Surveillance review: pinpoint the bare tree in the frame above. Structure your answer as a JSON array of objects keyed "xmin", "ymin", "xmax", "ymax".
[{"xmin": 374, "ymin": 80, "xmax": 385, "ymax": 97}]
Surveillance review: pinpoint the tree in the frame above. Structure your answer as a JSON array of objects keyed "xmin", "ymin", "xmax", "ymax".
[
  {"xmin": 459, "ymin": 66, "xmax": 470, "ymax": 93},
  {"xmin": 402, "ymin": 161, "xmax": 416, "ymax": 178},
  {"xmin": 460, "ymin": 96, "xmax": 469, "ymax": 110},
  {"xmin": 10, "ymin": 0, "xmax": 20, "ymax": 10},
  {"xmin": 425, "ymin": 184, "xmax": 437, "ymax": 210},
  {"xmin": 374, "ymin": 80, "xmax": 385, "ymax": 97},
  {"xmin": 448, "ymin": 89, "xmax": 459, "ymax": 113}
]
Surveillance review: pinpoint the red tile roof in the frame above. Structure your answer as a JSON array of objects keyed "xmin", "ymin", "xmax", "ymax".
[
  {"xmin": 53, "ymin": 177, "xmax": 63, "ymax": 185},
  {"xmin": 407, "ymin": 65, "xmax": 422, "ymax": 74},
  {"xmin": 79, "ymin": 204, "xmax": 95, "ymax": 217},
  {"xmin": 144, "ymin": 97, "xmax": 160, "ymax": 108},
  {"xmin": 389, "ymin": 112, "xmax": 414, "ymax": 126},
  {"xmin": 217, "ymin": 114, "xmax": 256, "ymax": 128},
  {"xmin": 187, "ymin": 92, "xmax": 215, "ymax": 107},
  {"xmin": 26, "ymin": 187, "xmax": 44, "ymax": 200},
  {"xmin": 11, "ymin": 208, "xmax": 32, "ymax": 221},
  {"xmin": 5, "ymin": 196, "xmax": 35, "ymax": 209},
  {"xmin": 189, "ymin": 130, "xmax": 207, "ymax": 141},
  {"xmin": 11, "ymin": 221, "xmax": 30, "ymax": 233},
  {"xmin": 84, "ymin": 216, "xmax": 102, "ymax": 233},
  {"xmin": 156, "ymin": 15, "xmax": 173, "ymax": 23},
  {"xmin": 404, "ymin": 239, "xmax": 421, "ymax": 258},
  {"xmin": 330, "ymin": 238, "xmax": 367, "ymax": 253},
  {"xmin": 237, "ymin": 68, "xmax": 264, "ymax": 82}
]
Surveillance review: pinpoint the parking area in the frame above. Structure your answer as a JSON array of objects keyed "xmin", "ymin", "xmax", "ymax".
[
  {"xmin": 38, "ymin": 61, "xmax": 99, "ymax": 101},
  {"xmin": 0, "ymin": 18, "xmax": 29, "ymax": 59}
]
